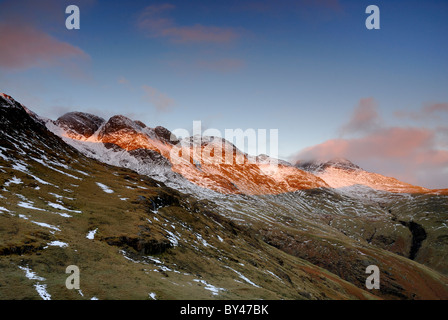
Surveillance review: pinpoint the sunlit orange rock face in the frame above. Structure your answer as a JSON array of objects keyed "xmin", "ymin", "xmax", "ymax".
[
  {"xmin": 431, "ymin": 189, "xmax": 448, "ymax": 195},
  {"xmin": 54, "ymin": 112, "xmax": 445, "ymax": 196},
  {"xmin": 167, "ymin": 139, "xmax": 329, "ymax": 194},
  {"xmin": 54, "ymin": 113, "xmax": 329, "ymax": 195}
]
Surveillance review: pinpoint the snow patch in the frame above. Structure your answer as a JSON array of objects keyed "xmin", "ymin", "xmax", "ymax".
[
  {"xmin": 4, "ymin": 176, "xmax": 22, "ymax": 187},
  {"xmin": 86, "ymin": 228, "xmax": 98, "ymax": 240},
  {"xmin": 193, "ymin": 279, "xmax": 226, "ymax": 296},
  {"xmin": 18, "ymin": 266, "xmax": 51, "ymax": 300},
  {"xmin": 17, "ymin": 201, "xmax": 45, "ymax": 211},
  {"xmin": 225, "ymin": 267, "xmax": 260, "ymax": 288},
  {"xmin": 96, "ymin": 182, "xmax": 114, "ymax": 194},
  {"xmin": 32, "ymin": 221, "xmax": 61, "ymax": 232},
  {"xmin": 47, "ymin": 202, "xmax": 81, "ymax": 213},
  {"xmin": 44, "ymin": 241, "xmax": 69, "ymax": 248},
  {"xmin": 149, "ymin": 292, "xmax": 157, "ymax": 300}
]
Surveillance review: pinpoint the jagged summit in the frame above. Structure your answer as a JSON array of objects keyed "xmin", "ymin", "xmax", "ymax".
[
  {"xmin": 154, "ymin": 125, "xmax": 177, "ymax": 143},
  {"xmin": 0, "ymin": 93, "xmax": 22, "ymax": 109},
  {"xmin": 98, "ymin": 115, "xmax": 142, "ymax": 137},
  {"xmin": 3, "ymin": 92, "xmax": 442, "ymax": 196},
  {"xmin": 57, "ymin": 112, "xmax": 106, "ymax": 139},
  {"xmin": 0, "ymin": 92, "xmax": 13, "ymax": 101},
  {"xmin": 296, "ymin": 157, "xmax": 361, "ymax": 173}
]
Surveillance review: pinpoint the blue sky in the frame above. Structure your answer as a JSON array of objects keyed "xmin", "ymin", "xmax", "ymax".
[{"xmin": 1, "ymin": 0, "xmax": 447, "ymax": 187}]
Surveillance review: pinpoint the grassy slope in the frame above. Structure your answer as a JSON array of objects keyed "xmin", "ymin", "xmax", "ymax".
[{"xmin": 0, "ymin": 155, "xmax": 380, "ymax": 300}]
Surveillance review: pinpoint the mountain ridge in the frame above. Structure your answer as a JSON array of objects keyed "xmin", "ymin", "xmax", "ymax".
[
  {"xmin": 2, "ymin": 92, "xmax": 446, "ymax": 195},
  {"xmin": 2, "ymin": 92, "xmax": 448, "ymax": 300}
]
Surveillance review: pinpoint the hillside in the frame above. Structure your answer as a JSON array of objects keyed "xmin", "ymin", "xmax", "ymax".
[{"xmin": 1, "ymin": 93, "xmax": 448, "ymax": 300}]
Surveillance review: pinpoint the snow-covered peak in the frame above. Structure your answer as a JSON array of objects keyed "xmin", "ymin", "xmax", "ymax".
[
  {"xmin": 296, "ymin": 157, "xmax": 361, "ymax": 173},
  {"xmin": 252, "ymin": 154, "xmax": 292, "ymax": 167}
]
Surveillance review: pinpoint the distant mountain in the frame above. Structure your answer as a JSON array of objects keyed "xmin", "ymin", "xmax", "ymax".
[
  {"xmin": 2, "ymin": 92, "xmax": 448, "ymax": 300},
  {"xmin": 295, "ymin": 158, "xmax": 447, "ymax": 195},
  {"xmin": 296, "ymin": 157, "xmax": 361, "ymax": 172}
]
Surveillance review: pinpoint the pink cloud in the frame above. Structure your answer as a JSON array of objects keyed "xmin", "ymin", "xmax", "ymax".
[
  {"xmin": 293, "ymin": 98, "xmax": 448, "ymax": 188},
  {"xmin": 142, "ymin": 85, "xmax": 175, "ymax": 113},
  {"xmin": 395, "ymin": 102, "xmax": 448, "ymax": 120},
  {"xmin": 295, "ymin": 127, "xmax": 448, "ymax": 188},
  {"xmin": 340, "ymin": 97, "xmax": 381, "ymax": 136},
  {"xmin": 297, "ymin": 127, "xmax": 436, "ymax": 161},
  {"xmin": 0, "ymin": 23, "xmax": 89, "ymax": 70},
  {"xmin": 138, "ymin": 4, "xmax": 239, "ymax": 44},
  {"xmin": 424, "ymin": 102, "xmax": 448, "ymax": 114}
]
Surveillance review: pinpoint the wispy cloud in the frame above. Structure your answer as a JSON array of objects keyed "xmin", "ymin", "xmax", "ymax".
[
  {"xmin": 138, "ymin": 4, "xmax": 239, "ymax": 44},
  {"xmin": 118, "ymin": 77, "xmax": 130, "ymax": 85},
  {"xmin": 0, "ymin": 23, "xmax": 89, "ymax": 71},
  {"xmin": 142, "ymin": 85, "xmax": 175, "ymax": 113},
  {"xmin": 339, "ymin": 97, "xmax": 381, "ymax": 136},
  {"xmin": 395, "ymin": 102, "xmax": 448, "ymax": 121}
]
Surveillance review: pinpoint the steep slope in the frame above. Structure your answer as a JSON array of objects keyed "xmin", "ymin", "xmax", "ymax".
[
  {"xmin": 170, "ymin": 136, "xmax": 329, "ymax": 194},
  {"xmin": 2, "ymin": 93, "xmax": 448, "ymax": 300},
  {"xmin": 0, "ymin": 93, "xmax": 382, "ymax": 300}
]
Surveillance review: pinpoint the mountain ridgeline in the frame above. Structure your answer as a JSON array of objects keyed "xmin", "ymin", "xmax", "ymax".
[{"xmin": 1, "ymin": 92, "xmax": 448, "ymax": 300}]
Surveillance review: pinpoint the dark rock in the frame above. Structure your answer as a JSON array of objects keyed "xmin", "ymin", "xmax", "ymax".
[
  {"xmin": 56, "ymin": 112, "xmax": 105, "ymax": 138},
  {"xmin": 155, "ymin": 126, "xmax": 178, "ymax": 144}
]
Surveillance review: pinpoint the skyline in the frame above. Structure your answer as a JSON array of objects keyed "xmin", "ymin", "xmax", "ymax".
[{"xmin": 0, "ymin": 0, "xmax": 447, "ymax": 188}]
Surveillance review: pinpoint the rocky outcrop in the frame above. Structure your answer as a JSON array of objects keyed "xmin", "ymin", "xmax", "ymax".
[{"xmin": 56, "ymin": 112, "xmax": 105, "ymax": 139}]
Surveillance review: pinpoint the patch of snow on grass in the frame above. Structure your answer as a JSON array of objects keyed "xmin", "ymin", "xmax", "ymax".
[
  {"xmin": 225, "ymin": 267, "xmax": 261, "ymax": 288},
  {"xmin": 17, "ymin": 201, "xmax": 45, "ymax": 211},
  {"xmin": 165, "ymin": 230, "xmax": 179, "ymax": 246},
  {"xmin": 45, "ymin": 241, "xmax": 68, "ymax": 248},
  {"xmin": 34, "ymin": 284, "xmax": 51, "ymax": 300},
  {"xmin": 96, "ymin": 182, "xmax": 114, "ymax": 194},
  {"xmin": 193, "ymin": 279, "xmax": 226, "ymax": 296},
  {"xmin": 32, "ymin": 221, "xmax": 61, "ymax": 232},
  {"xmin": 149, "ymin": 292, "xmax": 157, "ymax": 300},
  {"xmin": 195, "ymin": 233, "xmax": 209, "ymax": 247},
  {"xmin": 47, "ymin": 202, "xmax": 81, "ymax": 213},
  {"xmin": 4, "ymin": 176, "xmax": 22, "ymax": 187},
  {"xmin": 86, "ymin": 228, "xmax": 98, "ymax": 240},
  {"xmin": 18, "ymin": 266, "xmax": 51, "ymax": 300},
  {"xmin": 18, "ymin": 266, "xmax": 45, "ymax": 281}
]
